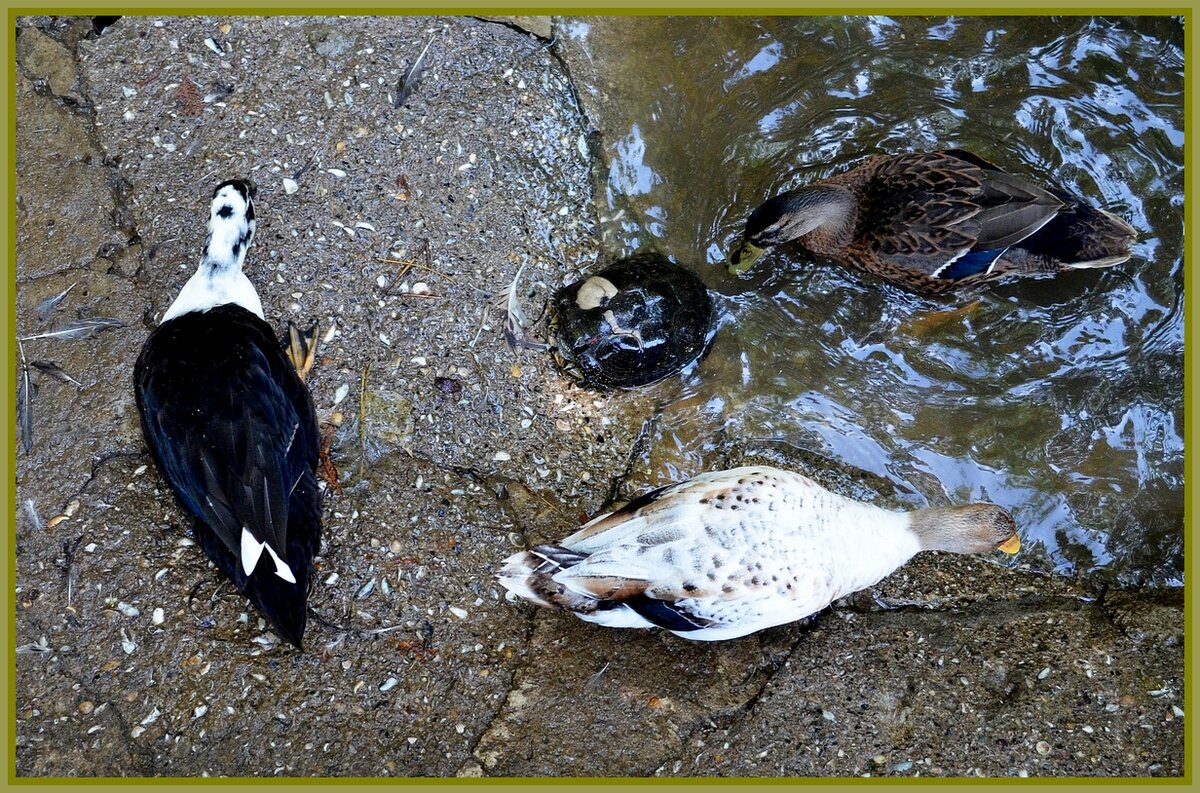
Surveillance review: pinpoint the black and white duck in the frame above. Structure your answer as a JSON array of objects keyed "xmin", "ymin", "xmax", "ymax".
[{"xmin": 134, "ymin": 180, "xmax": 321, "ymax": 647}]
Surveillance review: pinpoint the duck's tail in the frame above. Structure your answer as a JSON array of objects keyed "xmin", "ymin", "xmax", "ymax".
[
  {"xmin": 191, "ymin": 473, "xmax": 321, "ymax": 649},
  {"xmin": 1004, "ymin": 196, "xmax": 1137, "ymax": 275},
  {"xmin": 497, "ymin": 544, "xmax": 592, "ymax": 610},
  {"xmin": 498, "ymin": 545, "xmax": 711, "ymax": 632}
]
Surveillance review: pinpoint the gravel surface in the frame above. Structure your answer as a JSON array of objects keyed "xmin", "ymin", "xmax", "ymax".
[{"xmin": 12, "ymin": 15, "xmax": 1185, "ymax": 779}]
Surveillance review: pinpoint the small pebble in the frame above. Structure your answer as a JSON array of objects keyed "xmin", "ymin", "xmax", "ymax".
[
  {"xmin": 493, "ymin": 451, "xmax": 511, "ymax": 462},
  {"xmin": 449, "ymin": 606, "xmax": 468, "ymax": 620},
  {"xmin": 380, "ymin": 677, "xmax": 398, "ymax": 692},
  {"xmin": 151, "ymin": 608, "xmax": 165, "ymax": 626},
  {"xmin": 79, "ymin": 701, "xmax": 94, "ymax": 715},
  {"xmin": 1035, "ymin": 741, "xmax": 1051, "ymax": 755},
  {"xmin": 282, "ymin": 177, "xmax": 299, "ymax": 194}
]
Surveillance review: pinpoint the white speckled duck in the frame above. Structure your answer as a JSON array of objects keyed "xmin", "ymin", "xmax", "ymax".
[{"xmin": 498, "ymin": 466, "xmax": 1020, "ymax": 641}]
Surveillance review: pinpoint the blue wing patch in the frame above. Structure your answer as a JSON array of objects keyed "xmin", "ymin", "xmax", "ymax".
[{"xmin": 935, "ymin": 248, "xmax": 1005, "ymax": 281}]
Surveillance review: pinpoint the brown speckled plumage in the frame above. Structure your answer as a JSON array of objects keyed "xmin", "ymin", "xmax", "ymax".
[
  {"xmin": 730, "ymin": 150, "xmax": 1137, "ymax": 295},
  {"xmin": 498, "ymin": 466, "xmax": 1021, "ymax": 641}
]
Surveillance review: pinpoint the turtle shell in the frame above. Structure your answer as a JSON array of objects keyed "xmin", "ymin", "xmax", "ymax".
[{"xmin": 549, "ymin": 252, "xmax": 714, "ymax": 389}]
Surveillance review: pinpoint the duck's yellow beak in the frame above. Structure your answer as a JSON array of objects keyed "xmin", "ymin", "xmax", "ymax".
[
  {"xmin": 997, "ymin": 534, "xmax": 1022, "ymax": 555},
  {"xmin": 726, "ymin": 239, "xmax": 765, "ymax": 275}
]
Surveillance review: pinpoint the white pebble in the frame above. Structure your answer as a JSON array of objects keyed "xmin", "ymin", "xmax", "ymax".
[
  {"xmin": 117, "ymin": 602, "xmax": 140, "ymax": 618},
  {"xmin": 449, "ymin": 606, "xmax": 468, "ymax": 620},
  {"xmin": 333, "ymin": 384, "xmax": 350, "ymax": 404},
  {"xmin": 194, "ymin": 704, "xmax": 208, "ymax": 719},
  {"xmin": 151, "ymin": 608, "xmax": 165, "ymax": 626},
  {"xmin": 282, "ymin": 177, "xmax": 299, "ymax": 194},
  {"xmin": 493, "ymin": 451, "xmax": 511, "ymax": 461},
  {"xmin": 380, "ymin": 677, "xmax": 398, "ymax": 692}
]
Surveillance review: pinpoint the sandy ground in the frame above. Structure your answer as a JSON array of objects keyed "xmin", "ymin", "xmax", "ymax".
[{"xmin": 11, "ymin": 15, "xmax": 1185, "ymax": 779}]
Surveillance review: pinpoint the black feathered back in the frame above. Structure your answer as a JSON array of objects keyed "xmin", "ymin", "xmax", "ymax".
[{"xmin": 134, "ymin": 304, "xmax": 321, "ymax": 646}]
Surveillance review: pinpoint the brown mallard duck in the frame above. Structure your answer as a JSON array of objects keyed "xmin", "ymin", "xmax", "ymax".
[
  {"xmin": 727, "ymin": 149, "xmax": 1137, "ymax": 295},
  {"xmin": 498, "ymin": 466, "xmax": 1020, "ymax": 641}
]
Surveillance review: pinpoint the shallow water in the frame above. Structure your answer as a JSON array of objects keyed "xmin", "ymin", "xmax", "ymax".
[{"xmin": 562, "ymin": 15, "xmax": 1185, "ymax": 585}]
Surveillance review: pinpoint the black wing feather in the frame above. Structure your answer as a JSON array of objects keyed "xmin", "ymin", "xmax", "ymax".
[{"xmin": 134, "ymin": 305, "xmax": 318, "ymax": 580}]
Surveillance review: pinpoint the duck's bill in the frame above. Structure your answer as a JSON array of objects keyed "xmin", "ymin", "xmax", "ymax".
[
  {"xmin": 997, "ymin": 534, "xmax": 1022, "ymax": 555},
  {"xmin": 726, "ymin": 240, "xmax": 764, "ymax": 275}
]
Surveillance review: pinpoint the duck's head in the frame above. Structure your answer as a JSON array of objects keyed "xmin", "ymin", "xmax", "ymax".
[
  {"xmin": 726, "ymin": 185, "xmax": 854, "ymax": 275},
  {"xmin": 204, "ymin": 179, "xmax": 257, "ymax": 269},
  {"xmin": 911, "ymin": 503, "xmax": 1021, "ymax": 556}
]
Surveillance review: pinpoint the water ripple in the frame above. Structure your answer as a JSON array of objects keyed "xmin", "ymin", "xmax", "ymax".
[{"xmin": 573, "ymin": 15, "xmax": 1183, "ymax": 584}]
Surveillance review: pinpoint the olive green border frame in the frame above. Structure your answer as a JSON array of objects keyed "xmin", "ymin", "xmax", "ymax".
[{"xmin": 2, "ymin": 3, "xmax": 1194, "ymax": 791}]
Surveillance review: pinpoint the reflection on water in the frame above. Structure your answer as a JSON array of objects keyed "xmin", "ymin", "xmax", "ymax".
[{"xmin": 560, "ymin": 15, "xmax": 1184, "ymax": 585}]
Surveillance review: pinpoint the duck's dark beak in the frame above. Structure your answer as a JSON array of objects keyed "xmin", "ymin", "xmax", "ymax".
[
  {"xmin": 726, "ymin": 239, "xmax": 765, "ymax": 275},
  {"xmin": 997, "ymin": 534, "xmax": 1021, "ymax": 555}
]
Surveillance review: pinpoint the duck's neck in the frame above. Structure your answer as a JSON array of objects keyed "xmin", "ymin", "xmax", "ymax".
[
  {"xmin": 844, "ymin": 507, "xmax": 925, "ymax": 585},
  {"xmin": 161, "ymin": 211, "xmax": 262, "ymax": 322}
]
